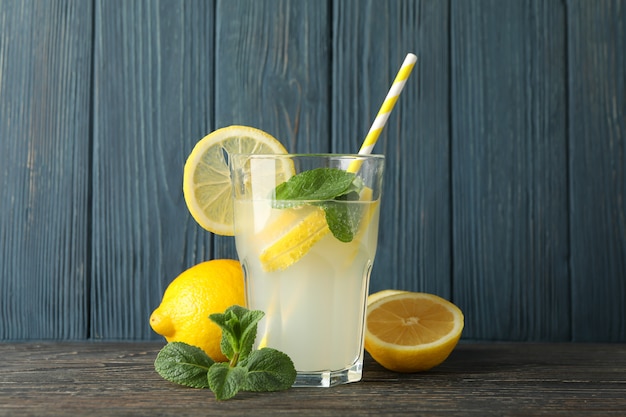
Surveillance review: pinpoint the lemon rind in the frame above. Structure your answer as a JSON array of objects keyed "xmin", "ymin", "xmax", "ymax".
[{"xmin": 365, "ymin": 292, "xmax": 465, "ymax": 351}]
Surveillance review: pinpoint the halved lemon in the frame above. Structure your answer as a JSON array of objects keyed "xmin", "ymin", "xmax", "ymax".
[
  {"xmin": 183, "ymin": 125, "xmax": 290, "ymax": 235},
  {"xmin": 365, "ymin": 291, "xmax": 464, "ymax": 373}
]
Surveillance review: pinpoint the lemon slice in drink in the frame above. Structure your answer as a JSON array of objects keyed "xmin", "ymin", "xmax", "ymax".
[
  {"xmin": 259, "ymin": 206, "xmax": 330, "ymax": 272},
  {"xmin": 259, "ymin": 186, "xmax": 378, "ymax": 272},
  {"xmin": 183, "ymin": 125, "xmax": 290, "ymax": 235}
]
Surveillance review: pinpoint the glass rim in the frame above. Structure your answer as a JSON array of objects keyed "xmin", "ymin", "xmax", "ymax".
[{"xmin": 229, "ymin": 153, "xmax": 385, "ymax": 159}]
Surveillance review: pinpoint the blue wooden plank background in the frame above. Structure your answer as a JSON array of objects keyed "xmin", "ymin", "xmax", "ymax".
[{"xmin": 1, "ymin": 0, "xmax": 624, "ymax": 342}]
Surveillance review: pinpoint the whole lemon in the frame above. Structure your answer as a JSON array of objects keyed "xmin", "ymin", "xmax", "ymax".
[{"xmin": 149, "ymin": 259, "xmax": 245, "ymax": 362}]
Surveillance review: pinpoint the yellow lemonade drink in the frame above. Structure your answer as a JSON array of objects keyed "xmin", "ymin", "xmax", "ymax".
[
  {"xmin": 230, "ymin": 154, "xmax": 384, "ymax": 387},
  {"xmin": 234, "ymin": 200, "xmax": 380, "ymax": 371}
]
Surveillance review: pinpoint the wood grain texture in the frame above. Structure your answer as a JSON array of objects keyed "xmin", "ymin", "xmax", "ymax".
[
  {"xmin": 451, "ymin": 0, "xmax": 570, "ymax": 340},
  {"xmin": 91, "ymin": 0, "xmax": 214, "ymax": 339},
  {"xmin": 1, "ymin": 0, "xmax": 625, "ymax": 342},
  {"xmin": 0, "ymin": 0, "xmax": 92, "ymax": 339},
  {"xmin": 1, "ymin": 342, "xmax": 625, "ymax": 416},
  {"xmin": 212, "ymin": 0, "xmax": 331, "ymax": 259},
  {"xmin": 567, "ymin": 0, "xmax": 626, "ymax": 341},
  {"xmin": 332, "ymin": 0, "xmax": 452, "ymax": 297}
]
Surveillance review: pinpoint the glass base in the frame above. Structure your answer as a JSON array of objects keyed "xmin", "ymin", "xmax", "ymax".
[{"xmin": 292, "ymin": 360, "xmax": 363, "ymax": 388}]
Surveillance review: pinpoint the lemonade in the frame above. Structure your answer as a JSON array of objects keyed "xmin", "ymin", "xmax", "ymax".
[
  {"xmin": 234, "ymin": 200, "xmax": 380, "ymax": 372},
  {"xmin": 230, "ymin": 154, "xmax": 384, "ymax": 387}
]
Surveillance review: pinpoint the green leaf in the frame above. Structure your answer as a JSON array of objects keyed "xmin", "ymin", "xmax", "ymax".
[
  {"xmin": 241, "ymin": 348, "xmax": 297, "ymax": 392},
  {"xmin": 238, "ymin": 310, "xmax": 263, "ymax": 360},
  {"xmin": 210, "ymin": 310, "xmax": 239, "ymax": 360},
  {"xmin": 154, "ymin": 342, "xmax": 214, "ymax": 388},
  {"xmin": 338, "ymin": 176, "xmax": 364, "ymax": 199},
  {"xmin": 207, "ymin": 362, "xmax": 248, "ymax": 401},
  {"xmin": 322, "ymin": 202, "xmax": 352, "ymax": 242},
  {"xmin": 274, "ymin": 168, "xmax": 356, "ymax": 202},
  {"xmin": 209, "ymin": 305, "xmax": 264, "ymax": 363},
  {"xmin": 153, "ymin": 306, "xmax": 296, "ymax": 400},
  {"xmin": 271, "ymin": 168, "xmax": 365, "ymax": 241},
  {"xmin": 322, "ymin": 200, "xmax": 363, "ymax": 243}
]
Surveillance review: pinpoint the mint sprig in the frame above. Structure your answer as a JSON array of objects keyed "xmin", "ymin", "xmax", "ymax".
[
  {"xmin": 154, "ymin": 305, "xmax": 296, "ymax": 400},
  {"xmin": 272, "ymin": 167, "xmax": 365, "ymax": 242},
  {"xmin": 154, "ymin": 342, "xmax": 214, "ymax": 388},
  {"xmin": 209, "ymin": 305, "xmax": 262, "ymax": 364}
]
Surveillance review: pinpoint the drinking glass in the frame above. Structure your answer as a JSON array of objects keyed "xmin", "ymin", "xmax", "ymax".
[{"xmin": 230, "ymin": 154, "xmax": 384, "ymax": 387}]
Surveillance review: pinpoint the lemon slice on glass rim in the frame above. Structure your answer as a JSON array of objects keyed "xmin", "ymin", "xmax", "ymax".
[{"xmin": 183, "ymin": 125, "xmax": 291, "ymax": 236}]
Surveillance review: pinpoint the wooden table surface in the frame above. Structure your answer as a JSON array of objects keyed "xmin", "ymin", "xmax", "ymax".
[{"xmin": 1, "ymin": 342, "xmax": 625, "ymax": 416}]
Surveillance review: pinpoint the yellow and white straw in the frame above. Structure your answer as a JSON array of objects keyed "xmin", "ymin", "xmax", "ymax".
[{"xmin": 348, "ymin": 53, "xmax": 417, "ymax": 172}]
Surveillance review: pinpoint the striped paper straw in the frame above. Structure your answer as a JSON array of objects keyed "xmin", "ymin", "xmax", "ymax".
[{"xmin": 348, "ymin": 53, "xmax": 417, "ymax": 172}]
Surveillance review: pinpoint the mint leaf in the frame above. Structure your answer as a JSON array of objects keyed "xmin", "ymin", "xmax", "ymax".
[
  {"xmin": 241, "ymin": 348, "xmax": 297, "ymax": 392},
  {"xmin": 153, "ymin": 306, "xmax": 296, "ymax": 400},
  {"xmin": 274, "ymin": 168, "xmax": 357, "ymax": 202},
  {"xmin": 209, "ymin": 308, "xmax": 240, "ymax": 360},
  {"xmin": 271, "ymin": 168, "xmax": 366, "ymax": 242},
  {"xmin": 339, "ymin": 176, "xmax": 364, "ymax": 199},
  {"xmin": 322, "ymin": 200, "xmax": 363, "ymax": 243},
  {"xmin": 154, "ymin": 342, "xmax": 214, "ymax": 388},
  {"xmin": 237, "ymin": 310, "xmax": 263, "ymax": 360},
  {"xmin": 209, "ymin": 305, "xmax": 263, "ymax": 363},
  {"xmin": 207, "ymin": 362, "xmax": 248, "ymax": 400}
]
